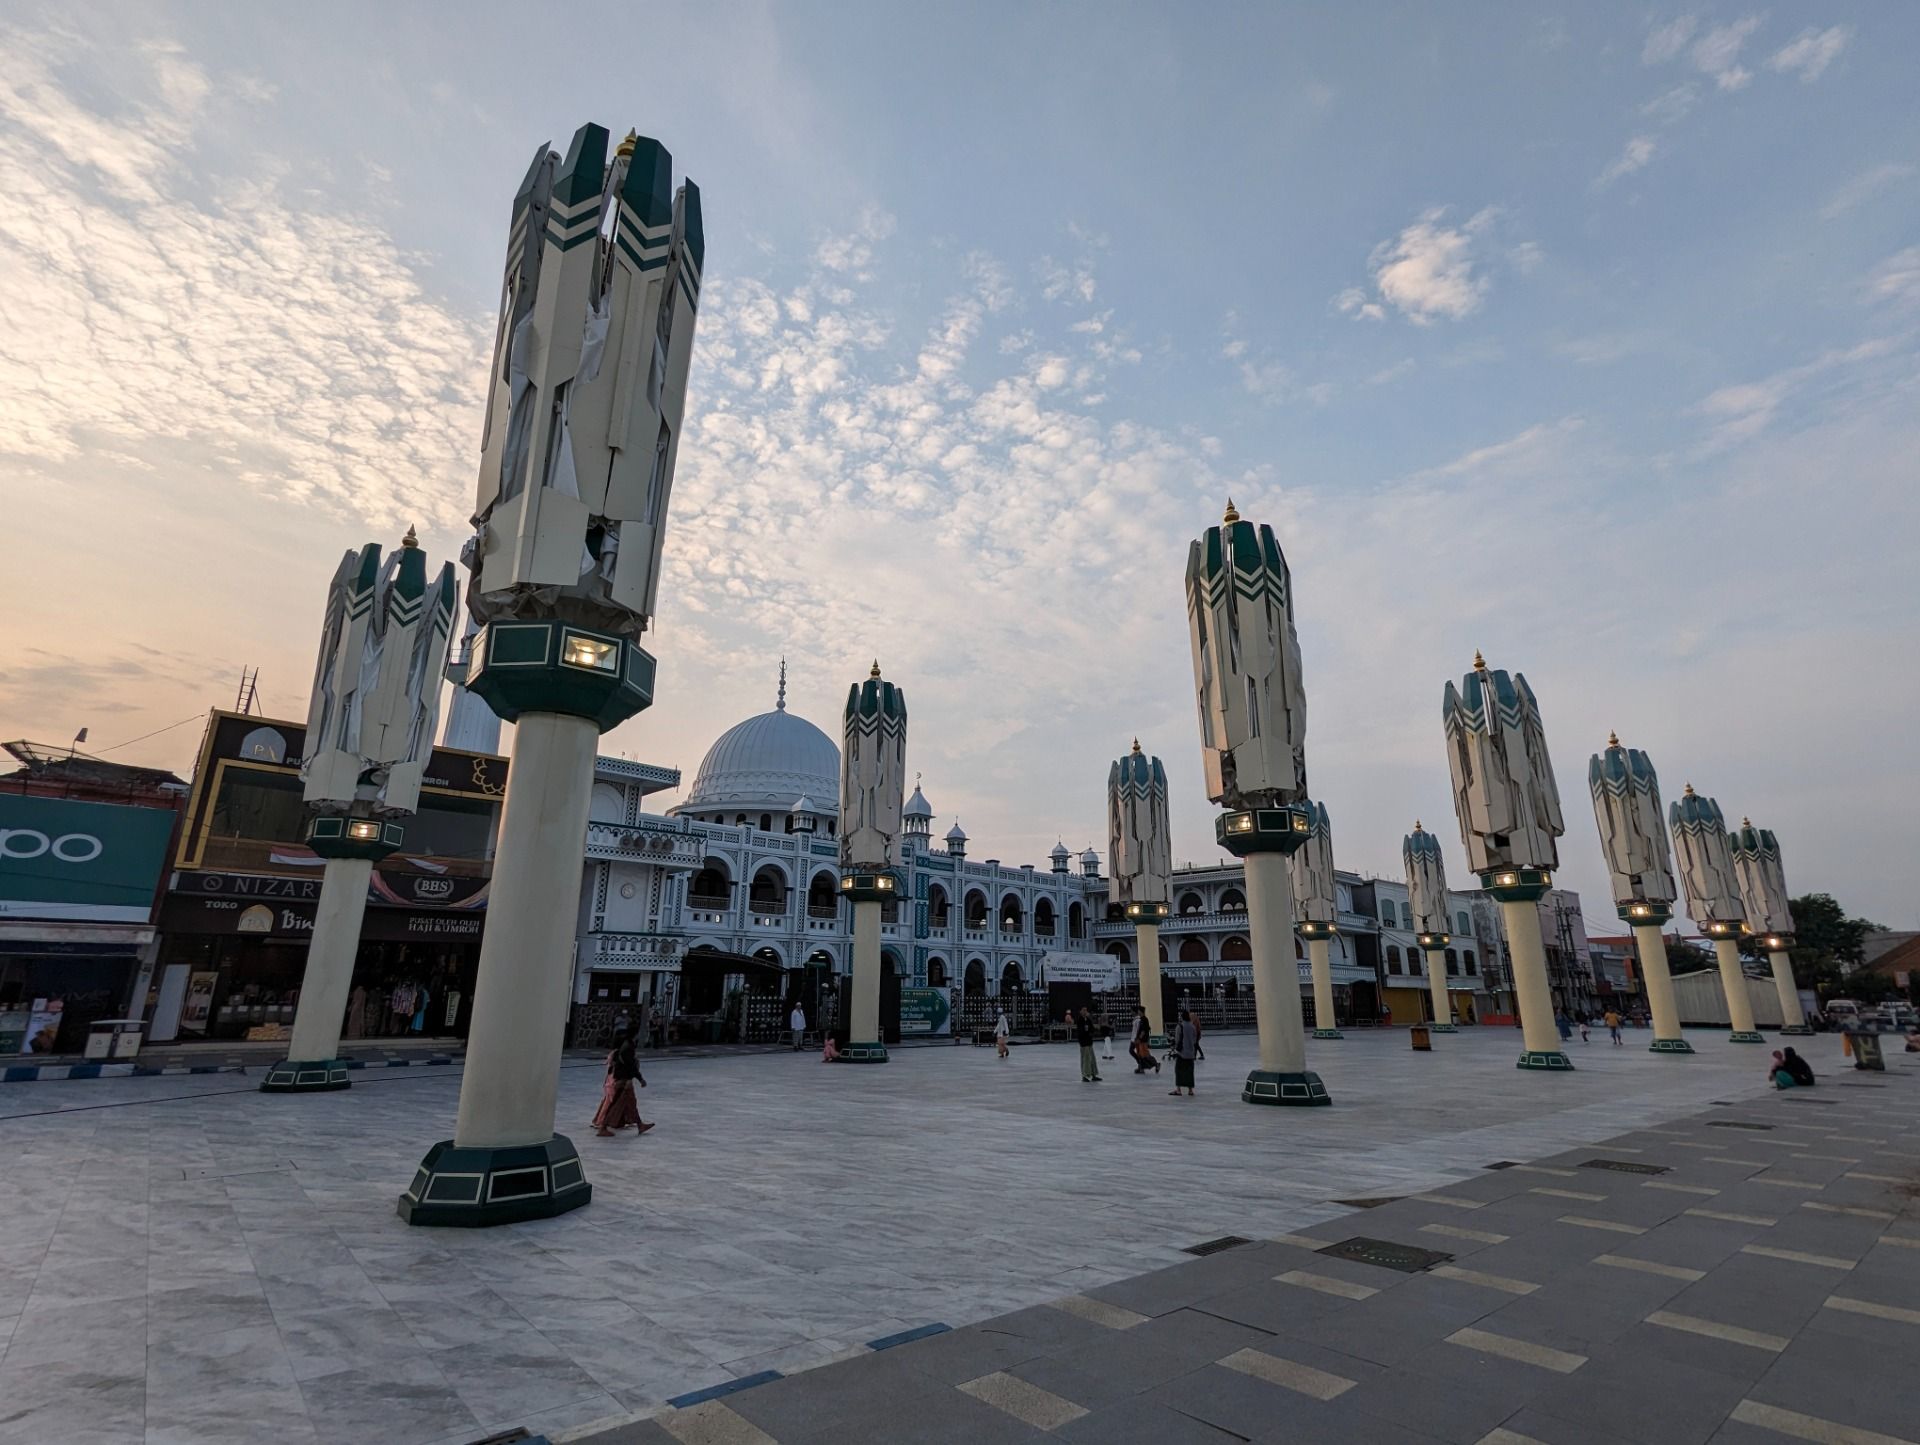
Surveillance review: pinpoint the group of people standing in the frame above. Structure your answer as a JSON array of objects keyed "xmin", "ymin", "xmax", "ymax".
[
  {"xmin": 1053, "ymin": 1004, "xmax": 1201, "ymax": 1097},
  {"xmin": 1554, "ymin": 1007, "xmax": 1627, "ymax": 1045}
]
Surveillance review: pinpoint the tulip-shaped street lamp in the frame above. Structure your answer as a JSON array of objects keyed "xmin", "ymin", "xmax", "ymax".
[
  {"xmin": 1671, "ymin": 786, "xmax": 1766, "ymax": 1044},
  {"xmin": 1185, "ymin": 500, "xmax": 1328, "ymax": 1106},
  {"xmin": 1589, "ymin": 733, "xmax": 1692, "ymax": 1054},
  {"xmin": 838, "ymin": 662, "xmax": 907, "ymax": 1062},
  {"xmin": 1290, "ymin": 802, "xmax": 1342, "ymax": 1040},
  {"xmin": 1732, "ymin": 819, "xmax": 1810, "ymax": 1036},
  {"xmin": 1404, "ymin": 822, "xmax": 1458, "ymax": 1034},
  {"xmin": 1443, "ymin": 652, "xmax": 1571, "ymax": 1071},
  {"xmin": 1109, "ymin": 740, "xmax": 1173, "ymax": 1047},
  {"xmin": 264, "ymin": 530, "xmax": 457, "ymax": 1093},
  {"xmin": 401, "ymin": 123, "xmax": 705, "ymax": 1226}
]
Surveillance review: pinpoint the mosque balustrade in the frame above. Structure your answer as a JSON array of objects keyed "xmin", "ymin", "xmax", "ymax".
[
  {"xmin": 585, "ymin": 821, "xmax": 703, "ymax": 871},
  {"xmin": 580, "ymin": 933, "xmax": 685, "ymax": 971}
]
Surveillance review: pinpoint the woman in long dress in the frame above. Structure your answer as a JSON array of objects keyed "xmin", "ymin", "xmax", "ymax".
[
  {"xmin": 592, "ymin": 1026, "xmax": 652, "ymax": 1136},
  {"xmin": 1169, "ymin": 1010, "xmax": 1199, "ymax": 1097}
]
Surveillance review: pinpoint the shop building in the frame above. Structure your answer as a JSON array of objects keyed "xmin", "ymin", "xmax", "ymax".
[
  {"xmin": 0, "ymin": 743, "xmax": 186, "ymax": 1053},
  {"xmin": 150, "ymin": 711, "xmax": 507, "ymax": 1043}
]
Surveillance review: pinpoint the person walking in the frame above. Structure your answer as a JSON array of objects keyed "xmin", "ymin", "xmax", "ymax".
[
  {"xmin": 1075, "ymin": 1007, "xmax": 1102, "ymax": 1082},
  {"xmin": 789, "ymin": 1001, "xmax": 807, "ymax": 1051},
  {"xmin": 1169, "ymin": 1009, "xmax": 1199, "ymax": 1097},
  {"xmin": 1604, "ymin": 1007, "xmax": 1623, "ymax": 1046},
  {"xmin": 592, "ymin": 1025, "xmax": 653, "ymax": 1137},
  {"xmin": 1555, "ymin": 1010, "xmax": 1573, "ymax": 1042},
  {"xmin": 1130, "ymin": 1005, "xmax": 1160, "ymax": 1074},
  {"xmin": 1101, "ymin": 1016, "xmax": 1116, "ymax": 1061},
  {"xmin": 994, "ymin": 1007, "xmax": 1010, "ymax": 1060}
]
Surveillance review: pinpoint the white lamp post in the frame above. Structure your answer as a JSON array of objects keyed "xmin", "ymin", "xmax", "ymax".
[
  {"xmin": 837, "ymin": 662, "xmax": 907, "ymax": 1062},
  {"xmin": 1404, "ymin": 822, "xmax": 1458, "ymax": 1034},
  {"xmin": 1671, "ymin": 786, "xmax": 1766, "ymax": 1044},
  {"xmin": 1732, "ymin": 818, "xmax": 1810, "ymax": 1035},
  {"xmin": 1291, "ymin": 802, "xmax": 1342, "ymax": 1040},
  {"xmin": 1589, "ymin": 733, "xmax": 1692, "ymax": 1053},
  {"xmin": 1109, "ymin": 740, "xmax": 1173, "ymax": 1047}
]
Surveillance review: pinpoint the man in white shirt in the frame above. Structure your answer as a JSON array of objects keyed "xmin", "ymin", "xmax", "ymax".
[{"xmin": 789, "ymin": 1003, "xmax": 807, "ymax": 1051}]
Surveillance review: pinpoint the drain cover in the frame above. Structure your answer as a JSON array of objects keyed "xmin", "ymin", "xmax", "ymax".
[
  {"xmin": 1183, "ymin": 1236, "xmax": 1253, "ymax": 1257},
  {"xmin": 1332, "ymin": 1196, "xmax": 1406, "ymax": 1209},
  {"xmin": 1317, "ymin": 1236, "xmax": 1453, "ymax": 1273},
  {"xmin": 1581, "ymin": 1159, "xmax": 1670, "ymax": 1175},
  {"xmin": 1484, "ymin": 1161, "xmax": 1521, "ymax": 1171}
]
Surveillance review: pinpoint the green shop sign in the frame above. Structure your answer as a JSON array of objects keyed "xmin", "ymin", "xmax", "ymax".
[
  {"xmin": 899, "ymin": 986, "xmax": 952, "ymax": 1037},
  {"xmin": 0, "ymin": 794, "xmax": 175, "ymax": 923}
]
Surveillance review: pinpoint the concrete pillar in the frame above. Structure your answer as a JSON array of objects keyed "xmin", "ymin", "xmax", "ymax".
[
  {"xmin": 1307, "ymin": 936, "xmax": 1340, "ymax": 1040},
  {"xmin": 1241, "ymin": 852, "xmax": 1325, "ymax": 1103},
  {"xmin": 1632, "ymin": 925, "xmax": 1692, "ymax": 1053},
  {"xmin": 284, "ymin": 857, "xmax": 374, "ymax": 1069},
  {"xmin": 1136, "ymin": 922, "xmax": 1166, "ymax": 1045},
  {"xmin": 454, "ymin": 711, "xmax": 599, "ymax": 1148},
  {"xmin": 1769, "ymin": 950, "xmax": 1810, "ymax": 1034},
  {"xmin": 847, "ymin": 898, "xmax": 884, "ymax": 1057},
  {"xmin": 1501, "ymin": 898, "xmax": 1569, "ymax": 1067},
  {"xmin": 1714, "ymin": 937, "xmax": 1765, "ymax": 1042},
  {"xmin": 1424, "ymin": 946, "xmax": 1454, "ymax": 1033}
]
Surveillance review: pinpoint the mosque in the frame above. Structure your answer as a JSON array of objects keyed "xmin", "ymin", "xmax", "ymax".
[{"xmin": 564, "ymin": 666, "xmax": 1506, "ymax": 1043}]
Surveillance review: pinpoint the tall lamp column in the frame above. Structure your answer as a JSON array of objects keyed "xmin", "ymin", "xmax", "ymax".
[
  {"xmin": 1589, "ymin": 732, "xmax": 1691, "ymax": 1053},
  {"xmin": 1109, "ymin": 740, "xmax": 1173, "ymax": 1047},
  {"xmin": 1672, "ymin": 786, "xmax": 1766, "ymax": 1044},
  {"xmin": 401, "ymin": 123, "xmax": 705, "ymax": 1225},
  {"xmin": 1733, "ymin": 819, "xmax": 1811, "ymax": 1035},
  {"xmin": 837, "ymin": 663, "xmax": 907, "ymax": 1063},
  {"xmin": 1443, "ymin": 652, "xmax": 1571, "ymax": 1071},
  {"xmin": 1185, "ymin": 501, "xmax": 1328, "ymax": 1106},
  {"xmin": 265, "ymin": 531, "xmax": 457, "ymax": 1093},
  {"xmin": 1404, "ymin": 822, "xmax": 1458, "ymax": 1033},
  {"xmin": 1291, "ymin": 803, "xmax": 1342, "ymax": 1039}
]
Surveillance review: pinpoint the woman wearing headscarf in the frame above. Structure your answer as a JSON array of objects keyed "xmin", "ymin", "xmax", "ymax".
[
  {"xmin": 593, "ymin": 1025, "xmax": 652, "ymax": 1135},
  {"xmin": 1168, "ymin": 1009, "xmax": 1200, "ymax": 1097}
]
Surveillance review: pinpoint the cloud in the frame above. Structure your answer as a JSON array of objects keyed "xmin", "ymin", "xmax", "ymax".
[
  {"xmin": 1768, "ymin": 26, "xmax": 1851, "ymax": 82},
  {"xmin": 814, "ymin": 205, "xmax": 897, "ymax": 277},
  {"xmin": 1640, "ymin": 85, "xmax": 1698, "ymax": 125},
  {"xmin": 1868, "ymin": 248, "xmax": 1920, "ymax": 307},
  {"xmin": 1645, "ymin": 14, "xmax": 1762, "ymax": 90},
  {"xmin": 1595, "ymin": 135, "xmax": 1658, "ymax": 188},
  {"xmin": 1690, "ymin": 338, "xmax": 1902, "ymax": 448},
  {"xmin": 1341, "ymin": 208, "xmax": 1498, "ymax": 325},
  {"xmin": 1820, "ymin": 164, "xmax": 1915, "ymax": 221},
  {"xmin": 1642, "ymin": 16, "xmax": 1698, "ymax": 65}
]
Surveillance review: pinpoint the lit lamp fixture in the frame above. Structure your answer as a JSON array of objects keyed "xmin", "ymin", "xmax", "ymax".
[
  {"xmin": 1671, "ymin": 785, "xmax": 1766, "ymax": 1043},
  {"xmin": 267, "ymin": 526, "xmax": 458, "ymax": 1097},
  {"xmin": 1731, "ymin": 816, "xmax": 1811, "ymax": 1035},
  {"xmin": 560, "ymin": 633, "xmax": 619, "ymax": 672},
  {"xmin": 1226, "ymin": 813, "xmax": 1255, "ymax": 834},
  {"xmin": 1442, "ymin": 651, "xmax": 1570, "ymax": 1071},
  {"xmin": 1109, "ymin": 739, "xmax": 1175, "ymax": 1046}
]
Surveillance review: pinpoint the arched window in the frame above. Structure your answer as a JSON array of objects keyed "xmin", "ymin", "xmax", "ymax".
[
  {"xmin": 735, "ymin": 813, "xmax": 747, "ymax": 826},
  {"xmin": 689, "ymin": 862, "xmax": 730, "ymax": 909},
  {"xmin": 1033, "ymin": 899, "xmax": 1057, "ymax": 937},
  {"xmin": 1463, "ymin": 950, "xmax": 1477, "ymax": 975},
  {"xmin": 928, "ymin": 884, "xmax": 950, "ymax": 929},
  {"xmin": 964, "ymin": 890, "xmax": 989, "ymax": 928},
  {"xmin": 1444, "ymin": 947, "xmax": 1459, "ymax": 976},
  {"xmin": 964, "ymin": 959, "xmax": 986, "ymax": 996},
  {"xmin": 1219, "ymin": 888, "xmax": 1246, "ymax": 913},
  {"xmin": 1456, "ymin": 910, "xmax": 1470, "ymax": 934},
  {"xmin": 589, "ymin": 782, "xmax": 623, "ymax": 823},
  {"xmin": 1068, "ymin": 901, "xmax": 1086, "ymax": 939},
  {"xmin": 807, "ymin": 871, "xmax": 837, "ymax": 918},
  {"xmin": 1178, "ymin": 937, "xmax": 1209, "ymax": 963},
  {"xmin": 1381, "ymin": 900, "xmax": 1397, "ymax": 927},
  {"xmin": 1106, "ymin": 941, "xmax": 1132, "ymax": 967},
  {"xmin": 1386, "ymin": 944, "xmax": 1403, "ymax": 974},
  {"xmin": 759, "ymin": 813, "xmax": 773, "ymax": 834},
  {"xmin": 927, "ymin": 957, "xmax": 948, "ymax": 988},
  {"xmin": 1001, "ymin": 961, "xmax": 1023, "ymax": 994},
  {"xmin": 748, "ymin": 865, "xmax": 787, "ymax": 916},
  {"xmin": 1409, "ymin": 950, "xmax": 1423, "ymax": 976},
  {"xmin": 1220, "ymin": 935, "xmax": 1251, "ymax": 961},
  {"xmin": 999, "ymin": 894, "xmax": 1024, "ymax": 934},
  {"xmin": 1178, "ymin": 891, "xmax": 1204, "ymax": 915}
]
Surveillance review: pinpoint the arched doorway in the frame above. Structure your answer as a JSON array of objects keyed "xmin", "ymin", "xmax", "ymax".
[
  {"xmin": 964, "ymin": 890, "xmax": 989, "ymax": 928},
  {"xmin": 1178, "ymin": 936, "xmax": 1209, "ymax": 963},
  {"xmin": 1220, "ymin": 935, "xmax": 1251, "ymax": 961},
  {"xmin": 1033, "ymin": 898, "xmax": 1056, "ymax": 938},
  {"xmin": 806, "ymin": 870, "xmax": 837, "ymax": 919},
  {"xmin": 928, "ymin": 884, "xmax": 950, "ymax": 930},
  {"xmin": 1068, "ymin": 901, "xmax": 1086, "ymax": 939},
  {"xmin": 1106, "ymin": 941, "xmax": 1131, "ymax": 967},
  {"xmin": 1001, "ymin": 961, "xmax": 1024, "ymax": 994},
  {"xmin": 964, "ymin": 958, "xmax": 987, "ymax": 996},
  {"xmin": 1178, "ymin": 891, "xmax": 1204, "ymax": 915},
  {"xmin": 688, "ymin": 860, "xmax": 731, "ymax": 910},
  {"xmin": 999, "ymin": 894, "xmax": 1024, "ymax": 935},
  {"xmin": 927, "ymin": 956, "xmax": 948, "ymax": 988},
  {"xmin": 1219, "ymin": 888, "xmax": 1246, "ymax": 913},
  {"xmin": 748, "ymin": 865, "xmax": 788, "ymax": 917}
]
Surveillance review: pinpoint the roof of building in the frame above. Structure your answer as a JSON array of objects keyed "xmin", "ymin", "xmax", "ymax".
[
  {"xmin": 1865, "ymin": 933, "xmax": 1920, "ymax": 980},
  {"xmin": 0, "ymin": 741, "xmax": 188, "ymax": 799},
  {"xmin": 673, "ymin": 684, "xmax": 841, "ymax": 818},
  {"xmin": 904, "ymin": 782, "xmax": 933, "ymax": 819}
]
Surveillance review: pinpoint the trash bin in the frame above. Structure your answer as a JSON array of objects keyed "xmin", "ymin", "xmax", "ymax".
[
  {"xmin": 1409, "ymin": 1025, "xmax": 1432, "ymax": 1051},
  {"xmin": 1846, "ymin": 1029, "xmax": 1885, "ymax": 1072},
  {"xmin": 85, "ymin": 1019, "xmax": 145, "ymax": 1060}
]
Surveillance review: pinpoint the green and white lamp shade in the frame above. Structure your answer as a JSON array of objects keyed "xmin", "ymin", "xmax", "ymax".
[
  {"xmin": 1107, "ymin": 741, "xmax": 1173, "ymax": 920},
  {"xmin": 1403, "ymin": 823, "xmax": 1458, "ymax": 1032},
  {"xmin": 1732, "ymin": 819, "xmax": 1812, "ymax": 1035},
  {"xmin": 466, "ymin": 122, "xmax": 704, "ymax": 650},
  {"xmin": 1671, "ymin": 786, "xmax": 1743, "ymax": 934},
  {"xmin": 1589, "ymin": 733, "xmax": 1678, "ymax": 918},
  {"xmin": 840, "ymin": 665, "xmax": 908, "ymax": 872},
  {"xmin": 1443, "ymin": 654, "xmax": 1564, "ymax": 885},
  {"xmin": 1293, "ymin": 805, "xmax": 1344, "ymax": 1039}
]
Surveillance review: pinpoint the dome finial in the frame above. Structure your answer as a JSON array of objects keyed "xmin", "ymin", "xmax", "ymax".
[
  {"xmin": 616, "ymin": 129, "xmax": 638, "ymax": 158},
  {"xmin": 776, "ymin": 656, "xmax": 787, "ymax": 712},
  {"xmin": 1222, "ymin": 497, "xmax": 1240, "ymax": 524},
  {"xmin": 870, "ymin": 659, "xmax": 882, "ymax": 679},
  {"xmin": 1130, "ymin": 737, "xmax": 1142, "ymax": 754},
  {"xmin": 402, "ymin": 524, "xmax": 419, "ymax": 549},
  {"xmin": 1608, "ymin": 729, "xmax": 1619, "ymax": 747},
  {"xmin": 1473, "ymin": 648, "xmax": 1487, "ymax": 671}
]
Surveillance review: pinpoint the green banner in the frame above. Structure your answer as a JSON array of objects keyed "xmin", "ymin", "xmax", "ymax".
[
  {"xmin": 900, "ymin": 986, "xmax": 952, "ymax": 1036},
  {"xmin": 0, "ymin": 794, "xmax": 175, "ymax": 923}
]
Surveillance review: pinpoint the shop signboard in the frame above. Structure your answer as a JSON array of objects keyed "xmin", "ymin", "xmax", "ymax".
[
  {"xmin": 174, "ymin": 869, "xmax": 490, "ymax": 910},
  {"xmin": 161, "ymin": 894, "xmax": 485, "ymax": 943},
  {"xmin": 0, "ymin": 794, "xmax": 174, "ymax": 923},
  {"xmin": 899, "ymin": 985, "xmax": 952, "ymax": 1037}
]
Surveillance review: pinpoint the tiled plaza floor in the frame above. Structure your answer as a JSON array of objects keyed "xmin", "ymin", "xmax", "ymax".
[{"xmin": 0, "ymin": 1025, "xmax": 1898, "ymax": 1444}]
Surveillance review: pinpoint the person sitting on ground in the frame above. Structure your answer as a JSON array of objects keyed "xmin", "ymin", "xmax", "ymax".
[
  {"xmin": 1781, "ymin": 1046, "xmax": 1815, "ymax": 1087},
  {"xmin": 822, "ymin": 1034, "xmax": 840, "ymax": 1063}
]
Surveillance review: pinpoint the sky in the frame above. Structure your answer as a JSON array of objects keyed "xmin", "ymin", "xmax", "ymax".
[{"xmin": 1, "ymin": 2, "xmax": 1915, "ymax": 930}]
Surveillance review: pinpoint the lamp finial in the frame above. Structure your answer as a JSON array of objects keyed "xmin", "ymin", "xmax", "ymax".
[
  {"xmin": 1472, "ymin": 648, "xmax": 1487, "ymax": 671},
  {"xmin": 1222, "ymin": 497, "xmax": 1240, "ymax": 524}
]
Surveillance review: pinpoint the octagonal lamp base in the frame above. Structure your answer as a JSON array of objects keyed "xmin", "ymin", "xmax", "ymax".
[
  {"xmin": 837, "ymin": 1041, "xmax": 890, "ymax": 1063},
  {"xmin": 1648, "ymin": 1038, "xmax": 1695, "ymax": 1054},
  {"xmin": 398, "ymin": 1135, "xmax": 591, "ymax": 1228},
  {"xmin": 1774, "ymin": 1025, "xmax": 1813, "ymax": 1036},
  {"xmin": 1310, "ymin": 1029, "xmax": 1344, "ymax": 1040},
  {"xmin": 259, "ymin": 1059, "xmax": 350, "ymax": 1092},
  {"xmin": 1242, "ymin": 1070, "xmax": 1331, "ymax": 1106},
  {"xmin": 1517, "ymin": 1050, "xmax": 1575, "ymax": 1071},
  {"xmin": 1429, "ymin": 1024, "xmax": 1459, "ymax": 1034},
  {"xmin": 1727, "ymin": 1031, "xmax": 1767, "ymax": 1044}
]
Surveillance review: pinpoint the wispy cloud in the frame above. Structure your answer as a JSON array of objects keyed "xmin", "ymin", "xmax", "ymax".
[
  {"xmin": 1691, "ymin": 338, "xmax": 1902, "ymax": 448},
  {"xmin": 1339, "ymin": 207, "xmax": 1501, "ymax": 326},
  {"xmin": 1640, "ymin": 85, "xmax": 1698, "ymax": 125},
  {"xmin": 1820, "ymin": 164, "xmax": 1915, "ymax": 221},
  {"xmin": 1868, "ymin": 248, "xmax": 1920, "ymax": 307},
  {"xmin": 1768, "ymin": 26, "xmax": 1851, "ymax": 82},
  {"xmin": 1595, "ymin": 135, "xmax": 1658, "ymax": 188},
  {"xmin": 1644, "ymin": 14, "xmax": 1764, "ymax": 90}
]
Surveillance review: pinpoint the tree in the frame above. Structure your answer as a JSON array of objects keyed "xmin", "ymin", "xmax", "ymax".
[{"xmin": 1777, "ymin": 893, "xmax": 1883, "ymax": 996}]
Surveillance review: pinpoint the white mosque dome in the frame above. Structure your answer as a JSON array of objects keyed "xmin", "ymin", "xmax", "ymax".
[{"xmin": 674, "ymin": 670, "xmax": 840, "ymax": 819}]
